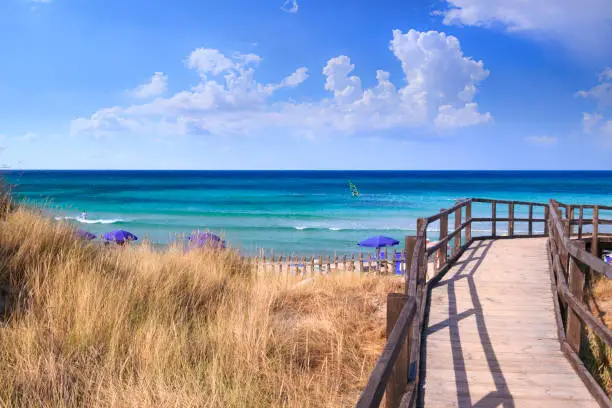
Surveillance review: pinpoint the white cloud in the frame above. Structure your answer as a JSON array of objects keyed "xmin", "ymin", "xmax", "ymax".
[
  {"xmin": 71, "ymin": 30, "xmax": 492, "ymax": 138},
  {"xmin": 583, "ymin": 113, "xmax": 612, "ymax": 135},
  {"xmin": 279, "ymin": 67, "xmax": 309, "ymax": 87},
  {"xmin": 438, "ymin": 0, "xmax": 612, "ymax": 55},
  {"xmin": 128, "ymin": 72, "xmax": 168, "ymax": 99},
  {"xmin": 525, "ymin": 135, "xmax": 557, "ymax": 145},
  {"xmin": 436, "ymin": 103, "xmax": 492, "ymax": 128},
  {"xmin": 281, "ymin": 0, "xmax": 298, "ymax": 13},
  {"xmin": 577, "ymin": 67, "xmax": 612, "ymax": 108},
  {"xmin": 187, "ymin": 49, "xmax": 238, "ymax": 77},
  {"xmin": 600, "ymin": 68, "xmax": 612, "ymax": 81},
  {"xmin": 583, "ymin": 112, "xmax": 603, "ymax": 133},
  {"xmin": 579, "ymin": 69, "xmax": 612, "ymax": 135}
]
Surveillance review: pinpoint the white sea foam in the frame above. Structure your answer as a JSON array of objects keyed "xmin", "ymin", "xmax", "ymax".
[
  {"xmin": 55, "ymin": 216, "xmax": 123, "ymax": 225},
  {"xmin": 294, "ymin": 226, "xmax": 308, "ymax": 230}
]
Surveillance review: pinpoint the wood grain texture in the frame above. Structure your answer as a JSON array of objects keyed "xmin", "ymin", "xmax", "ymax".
[{"xmin": 422, "ymin": 238, "xmax": 599, "ymax": 407}]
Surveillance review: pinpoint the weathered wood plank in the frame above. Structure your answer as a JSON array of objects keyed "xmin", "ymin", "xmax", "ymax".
[{"xmin": 423, "ymin": 238, "xmax": 600, "ymax": 408}]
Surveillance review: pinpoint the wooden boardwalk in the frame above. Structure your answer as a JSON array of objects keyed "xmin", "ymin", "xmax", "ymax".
[{"xmin": 422, "ymin": 238, "xmax": 599, "ymax": 408}]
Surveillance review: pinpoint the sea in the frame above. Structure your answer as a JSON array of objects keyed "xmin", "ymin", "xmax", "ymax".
[{"xmin": 2, "ymin": 170, "xmax": 612, "ymax": 256}]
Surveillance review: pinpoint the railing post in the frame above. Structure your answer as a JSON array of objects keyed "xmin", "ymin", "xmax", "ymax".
[
  {"xmin": 417, "ymin": 218, "xmax": 426, "ymax": 282},
  {"xmin": 492, "ymin": 201, "xmax": 497, "ymax": 237},
  {"xmin": 567, "ymin": 243, "xmax": 586, "ymax": 353},
  {"xmin": 578, "ymin": 205, "xmax": 583, "ymax": 239},
  {"xmin": 544, "ymin": 205, "xmax": 549, "ymax": 235},
  {"xmin": 439, "ymin": 209, "xmax": 448, "ymax": 270},
  {"xmin": 568, "ymin": 206, "xmax": 575, "ymax": 237},
  {"xmin": 405, "ymin": 235, "xmax": 417, "ymax": 296},
  {"xmin": 508, "ymin": 202, "xmax": 514, "ymax": 237},
  {"xmin": 563, "ymin": 219, "xmax": 570, "ymax": 239},
  {"xmin": 528, "ymin": 203, "xmax": 533, "ymax": 236},
  {"xmin": 561, "ymin": 220, "xmax": 570, "ymax": 275},
  {"xmin": 592, "ymin": 205, "xmax": 599, "ymax": 261},
  {"xmin": 386, "ymin": 293, "xmax": 410, "ymax": 408},
  {"xmin": 454, "ymin": 203, "xmax": 461, "ymax": 255},
  {"xmin": 466, "ymin": 201, "xmax": 472, "ymax": 242}
]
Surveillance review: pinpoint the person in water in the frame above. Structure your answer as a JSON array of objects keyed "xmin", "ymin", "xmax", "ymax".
[{"xmin": 81, "ymin": 211, "xmax": 87, "ymax": 220}]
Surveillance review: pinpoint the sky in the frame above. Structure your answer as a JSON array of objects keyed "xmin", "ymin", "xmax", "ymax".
[{"xmin": 0, "ymin": 0, "xmax": 611, "ymax": 170}]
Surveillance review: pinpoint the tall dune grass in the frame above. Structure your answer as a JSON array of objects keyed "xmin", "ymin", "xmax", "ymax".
[
  {"xmin": 585, "ymin": 275, "xmax": 612, "ymax": 396},
  {"xmin": 0, "ymin": 199, "xmax": 400, "ymax": 406}
]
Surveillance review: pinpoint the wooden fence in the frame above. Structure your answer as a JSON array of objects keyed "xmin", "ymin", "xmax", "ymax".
[
  {"xmin": 548, "ymin": 199, "xmax": 612, "ymax": 407},
  {"xmin": 253, "ymin": 250, "xmax": 409, "ymax": 275},
  {"xmin": 356, "ymin": 197, "xmax": 574, "ymax": 408}
]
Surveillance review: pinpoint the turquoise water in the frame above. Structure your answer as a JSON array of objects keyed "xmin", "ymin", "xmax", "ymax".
[{"xmin": 3, "ymin": 170, "xmax": 612, "ymax": 255}]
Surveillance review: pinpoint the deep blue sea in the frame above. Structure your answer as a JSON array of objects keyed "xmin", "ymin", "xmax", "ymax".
[{"xmin": 2, "ymin": 170, "xmax": 612, "ymax": 255}]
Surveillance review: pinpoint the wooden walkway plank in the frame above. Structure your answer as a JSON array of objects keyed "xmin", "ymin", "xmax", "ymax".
[{"xmin": 422, "ymin": 238, "xmax": 600, "ymax": 408}]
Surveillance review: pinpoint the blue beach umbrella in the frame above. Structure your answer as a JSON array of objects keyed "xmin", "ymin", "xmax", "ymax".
[
  {"xmin": 357, "ymin": 236, "xmax": 400, "ymax": 248},
  {"xmin": 76, "ymin": 229, "xmax": 96, "ymax": 240},
  {"xmin": 188, "ymin": 232, "xmax": 226, "ymax": 249},
  {"xmin": 358, "ymin": 235, "xmax": 400, "ymax": 266},
  {"xmin": 103, "ymin": 230, "xmax": 138, "ymax": 244}
]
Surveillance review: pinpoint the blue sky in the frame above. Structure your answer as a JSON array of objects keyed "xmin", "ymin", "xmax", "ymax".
[{"xmin": 0, "ymin": 0, "xmax": 611, "ymax": 169}]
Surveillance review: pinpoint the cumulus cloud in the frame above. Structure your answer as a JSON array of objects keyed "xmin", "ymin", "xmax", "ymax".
[
  {"xmin": 525, "ymin": 135, "xmax": 557, "ymax": 145},
  {"xmin": 583, "ymin": 113, "xmax": 612, "ymax": 135},
  {"xmin": 436, "ymin": 104, "xmax": 491, "ymax": 128},
  {"xmin": 577, "ymin": 67, "xmax": 612, "ymax": 108},
  {"xmin": 438, "ymin": 0, "xmax": 612, "ymax": 55},
  {"xmin": 281, "ymin": 0, "xmax": 298, "ymax": 13},
  {"xmin": 279, "ymin": 67, "xmax": 309, "ymax": 87},
  {"xmin": 579, "ymin": 69, "xmax": 612, "ymax": 135},
  {"xmin": 71, "ymin": 30, "xmax": 491, "ymax": 138},
  {"xmin": 128, "ymin": 72, "xmax": 168, "ymax": 99}
]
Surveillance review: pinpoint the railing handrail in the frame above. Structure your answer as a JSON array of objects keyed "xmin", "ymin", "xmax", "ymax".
[
  {"xmin": 355, "ymin": 297, "xmax": 417, "ymax": 408},
  {"xmin": 547, "ymin": 199, "xmax": 612, "ymax": 406},
  {"xmin": 549, "ymin": 200, "xmax": 612, "ymax": 279}
]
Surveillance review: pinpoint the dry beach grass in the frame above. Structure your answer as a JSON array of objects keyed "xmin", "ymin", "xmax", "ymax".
[
  {"xmin": 0, "ymin": 197, "xmax": 401, "ymax": 407},
  {"xmin": 586, "ymin": 275, "xmax": 612, "ymax": 395}
]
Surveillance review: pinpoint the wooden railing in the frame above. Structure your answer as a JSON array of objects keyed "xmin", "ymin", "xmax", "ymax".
[
  {"xmin": 356, "ymin": 198, "xmax": 549, "ymax": 408},
  {"xmin": 547, "ymin": 199, "xmax": 612, "ymax": 407},
  {"xmin": 558, "ymin": 202, "xmax": 612, "ymax": 255}
]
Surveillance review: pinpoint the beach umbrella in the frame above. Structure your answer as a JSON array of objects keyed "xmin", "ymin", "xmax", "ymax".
[
  {"xmin": 76, "ymin": 229, "xmax": 96, "ymax": 240},
  {"xmin": 188, "ymin": 232, "xmax": 226, "ymax": 249},
  {"xmin": 357, "ymin": 236, "xmax": 399, "ymax": 249},
  {"xmin": 358, "ymin": 235, "xmax": 399, "ymax": 266},
  {"xmin": 103, "ymin": 230, "xmax": 138, "ymax": 244}
]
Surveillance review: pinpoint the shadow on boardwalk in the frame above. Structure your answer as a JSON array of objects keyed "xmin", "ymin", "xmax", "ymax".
[{"xmin": 420, "ymin": 240, "xmax": 515, "ymax": 408}]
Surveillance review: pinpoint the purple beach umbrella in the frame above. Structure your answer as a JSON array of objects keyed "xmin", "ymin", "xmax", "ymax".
[
  {"xmin": 357, "ymin": 236, "xmax": 399, "ymax": 248},
  {"xmin": 103, "ymin": 230, "xmax": 138, "ymax": 243},
  {"xmin": 188, "ymin": 232, "xmax": 226, "ymax": 249},
  {"xmin": 76, "ymin": 229, "xmax": 96, "ymax": 240},
  {"xmin": 358, "ymin": 235, "xmax": 399, "ymax": 268}
]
